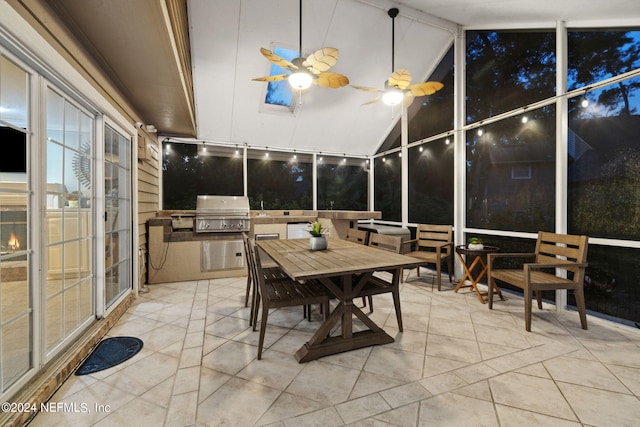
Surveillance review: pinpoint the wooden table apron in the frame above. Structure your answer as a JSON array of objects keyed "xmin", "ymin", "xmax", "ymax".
[{"xmin": 257, "ymin": 238, "xmax": 422, "ymax": 362}]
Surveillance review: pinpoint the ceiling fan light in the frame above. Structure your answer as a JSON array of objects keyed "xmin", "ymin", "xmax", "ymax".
[
  {"xmin": 382, "ymin": 89, "xmax": 404, "ymax": 106},
  {"xmin": 288, "ymin": 71, "xmax": 313, "ymax": 90}
]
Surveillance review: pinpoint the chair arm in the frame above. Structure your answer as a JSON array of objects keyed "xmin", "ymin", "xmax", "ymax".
[
  {"xmin": 402, "ymin": 239, "xmax": 417, "ymax": 253},
  {"xmin": 440, "ymin": 241, "xmax": 453, "ymax": 255}
]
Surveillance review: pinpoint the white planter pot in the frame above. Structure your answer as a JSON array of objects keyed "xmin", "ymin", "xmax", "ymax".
[
  {"xmin": 468, "ymin": 243, "xmax": 484, "ymax": 250},
  {"xmin": 310, "ymin": 236, "xmax": 327, "ymax": 251}
]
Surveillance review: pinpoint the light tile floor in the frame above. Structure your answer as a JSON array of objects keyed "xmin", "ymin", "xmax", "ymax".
[{"xmin": 30, "ymin": 272, "xmax": 640, "ymax": 426}]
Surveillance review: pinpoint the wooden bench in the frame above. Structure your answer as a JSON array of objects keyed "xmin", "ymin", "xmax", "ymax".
[{"xmin": 487, "ymin": 231, "xmax": 589, "ymax": 331}]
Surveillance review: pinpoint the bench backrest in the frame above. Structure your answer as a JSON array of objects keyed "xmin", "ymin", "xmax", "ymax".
[
  {"xmin": 535, "ymin": 231, "xmax": 589, "ymax": 281},
  {"xmin": 415, "ymin": 224, "xmax": 453, "ymax": 254}
]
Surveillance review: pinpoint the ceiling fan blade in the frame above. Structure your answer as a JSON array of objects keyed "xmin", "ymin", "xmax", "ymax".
[
  {"xmin": 407, "ymin": 81, "xmax": 444, "ymax": 96},
  {"xmin": 303, "ymin": 47, "xmax": 339, "ymax": 74},
  {"xmin": 389, "ymin": 68, "xmax": 412, "ymax": 90},
  {"xmin": 259, "ymin": 48, "xmax": 297, "ymax": 70},
  {"xmin": 252, "ymin": 74, "xmax": 288, "ymax": 82},
  {"xmin": 362, "ymin": 96, "xmax": 381, "ymax": 106},
  {"xmin": 403, "ymin": 92, "xmax": 415, "ymax": 108},
  {"xmin": 351, "ymin": 85, "xmax": 383, "ymax": 93},
  {"xmin": 314, "ymin": 72, "xmax": 349, "ymax": 88}
]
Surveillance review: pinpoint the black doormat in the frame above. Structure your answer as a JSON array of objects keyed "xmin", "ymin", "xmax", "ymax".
[{"xmin": 75, "ymin": 336, "xmax": 143, "ymax": 376}]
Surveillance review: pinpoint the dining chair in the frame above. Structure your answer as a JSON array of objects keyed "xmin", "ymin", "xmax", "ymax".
[
  {"xmin": 402, "ymin": 224, "xmax": 453, "ymax": 291},
  {"xmin": 241, "ymin": 232, "xmax": 282, "ymax": 326},
  {"xmin": 344, "ymin": 227, "xmax": 369, "ymax": 306},
  {"xmin": 248, "ymin": 238, "xmax": 331, "ymax": 359},
  {"xmin": 487, "ymin": 231, "xmax": 589, "ymax": 331},
  {"xmin": 345, "ymin": 227, "xmax": 369, "ymax": 245},
  {"xmin": 358, "ymin": 233, "xmax": 404, "ymax": 331}
]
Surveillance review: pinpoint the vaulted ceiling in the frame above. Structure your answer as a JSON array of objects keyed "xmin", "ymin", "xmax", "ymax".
[{"xmin": 45, "ymin": 0, "xmax": 640, "ymax": 156}]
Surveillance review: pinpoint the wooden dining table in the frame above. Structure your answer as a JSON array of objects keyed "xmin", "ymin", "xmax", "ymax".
[{"xmin": 257, "ymin": 237, "xmax": 423, "ymax": 362}]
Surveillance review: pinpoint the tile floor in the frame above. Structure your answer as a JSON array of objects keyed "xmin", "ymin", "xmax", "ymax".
[{"xmin": 30, "ymin": 271, "xmax": 640, "ymax": 426}]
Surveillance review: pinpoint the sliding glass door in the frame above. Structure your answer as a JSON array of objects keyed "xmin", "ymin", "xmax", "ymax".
[
  {"xmin": 0, "ymin": 54, "xmax": 31, "ymax": 394},
  {"xmin": 44, "ymin": 87, "xmax": 94, "ymax": 357},
  {"xmin": 104, "ymin": 124, "xmax": 131, "ymax": 308}
]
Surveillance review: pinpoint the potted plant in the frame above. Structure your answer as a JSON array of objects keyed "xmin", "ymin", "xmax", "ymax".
[
  {"xmin": 308, "ymin": 221, "xmax": 328, "ymax": 251},
  {"xmin": 467, "ymin": 237, "xmax": 484, "ymax": 250}
]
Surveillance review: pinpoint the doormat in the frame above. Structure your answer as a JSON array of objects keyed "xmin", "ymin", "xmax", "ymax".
[{"xmin": 75, "ymin": 336, "xmax": 143, "ymax": 375}]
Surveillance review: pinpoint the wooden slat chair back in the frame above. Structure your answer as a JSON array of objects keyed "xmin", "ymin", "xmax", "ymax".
[
  {"xmin": 248, "ymin": 239, "xmax": 331, "ymax": 359},
  {"xmin": 242, "ymin": 232, "xmax": 282, "ymax": 326},
  {"xmin": 345, "ymin": 228, "xmax": 369, "ymax": 245},
  {"xmin": 368, "ymin": 232, "xmax": 402, "ymax": 253},
  {"xmin": 487, "ymin": 231, "xmax": 589, "ymax": 331},
  {"xmin": 403, "ymin": 224, "xmax": 453, "ymax": 290},
  {"xmin": 358, "ymin": 233, "xmax": 404, "ymax": 330}
]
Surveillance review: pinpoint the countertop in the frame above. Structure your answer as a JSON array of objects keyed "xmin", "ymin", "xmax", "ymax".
[
  {"xmin": 250, "ymin": 215, "xmax": 316, "ymax": 224},
  {"xmin": 152, "ymin": 210, "xmax": 382, "ymax": 226},
  {"xmin": 250, "ymin": 210, "xmax": 381, "ymax": 223},
  {"xmin": 316, "ymin": 210, "xmax": 382, "ymax": 220}
]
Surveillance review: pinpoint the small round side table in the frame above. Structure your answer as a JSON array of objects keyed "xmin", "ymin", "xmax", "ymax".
[{"xmin": 454, "ymin": 245, "xmax": 504, "ymax": 304}]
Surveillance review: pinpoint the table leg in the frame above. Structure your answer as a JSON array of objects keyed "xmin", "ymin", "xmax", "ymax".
[
  {"xmin": 455, "ymin": 254, "xmax": 503, "ymax": 304},
  {"xmin": 295, "ymin": 272, "xmax": 395, "ymax": 363},
  {"xmin": 454, "ymin": 253, "xmax": 476, "ymax": 293}
]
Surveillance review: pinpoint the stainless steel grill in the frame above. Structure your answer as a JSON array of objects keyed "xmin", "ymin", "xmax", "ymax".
[{"xmin": 195, "ymin": 195, "xmax": 250, "ymax": 233}]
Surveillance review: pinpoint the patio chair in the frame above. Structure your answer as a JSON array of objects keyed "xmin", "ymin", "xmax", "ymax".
[
  {"xmin": 241, "ymin": 232, "xmax": 281, "ymax": 326},
  {"xmin": 487, "ymin": 231, "xmax": 589, "ymax": 331},
  {"xmin": 248, "ymin": 238, "xmax": 331, "ymax": 359},
  {"xmin": 402, "ymin": 224, "xmax": 453, "ymax": 290},
  {"xmin": 358, "ymin": 233, "xmax": 404, "ymax": 331}
]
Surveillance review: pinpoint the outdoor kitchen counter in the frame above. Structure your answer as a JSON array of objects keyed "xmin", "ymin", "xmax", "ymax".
[
  {"xmin": 249, "ymin": 210, "xmax": 381, "ymax": 239},
  {"xmin": 316, "ymin": 210, "xmax": 382, "ymax": 220},
  {"xmin": 316, "ymin": 210, "xmax": 382, "ymax": 238},
  {"xmin": 146, "ymin": 216, "xmax": 245, "ymax": 284},
  {"xmin": 250, "ymin": 214, "xmax": 316, "ymax": 224}
]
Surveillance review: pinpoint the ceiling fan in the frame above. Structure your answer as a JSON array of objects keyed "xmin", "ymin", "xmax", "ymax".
[
  {"xmin": 252, "ymin": 0, "xmax": 349, "ymax": 91},
  {"xmin": 352, "ymin": 8, "xmax": 443, "ymax": 107}
]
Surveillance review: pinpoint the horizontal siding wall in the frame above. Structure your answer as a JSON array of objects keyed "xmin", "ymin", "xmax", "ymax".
[{"xmin": 137, "ymin": 133, "xmax": 160, "ymax": 285}]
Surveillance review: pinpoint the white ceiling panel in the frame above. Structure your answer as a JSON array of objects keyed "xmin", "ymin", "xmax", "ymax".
[
  {"xmin": 188, "ymin": 0, "xmax": 640, "ymax": 156},
  {"xmin": 190, "ymin": 0, "xmax": 454, "ymax": 155}
]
